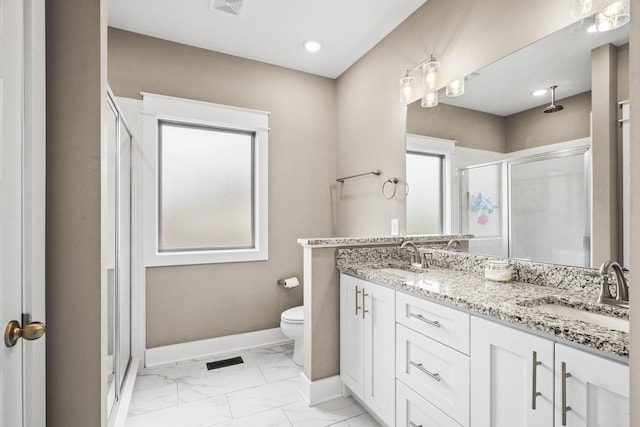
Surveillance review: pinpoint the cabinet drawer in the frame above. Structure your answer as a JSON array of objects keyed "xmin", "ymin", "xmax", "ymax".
[
  {"xmin": 396, "ymin": 324, "xmax": 470, "ymax": 427},
  {"xmin": 396, "ymin": 291, "xmax": 470, "ymax": 354},
  {"xmin": 396, "ymin": 380, "xmax": 462, "ymax": 427}
]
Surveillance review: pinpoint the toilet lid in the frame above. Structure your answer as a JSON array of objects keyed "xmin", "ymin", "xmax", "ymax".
[{"xmin": 282, "ymin": 306, "xmax": 304, "ymax": 323}]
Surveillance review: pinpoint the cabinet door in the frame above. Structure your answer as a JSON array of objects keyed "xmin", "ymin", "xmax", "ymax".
[
  {"xmin": 471, "ymin": 317, "xmax": 554, "ymax": 427},
  {"xmin": 555, "ymin": 344, "xmax": 629, "ymax": 427},
  {"xmin": 340, "ymin": 274, "xmax": 364, "ymax": 396},
  {"xmin": 363, "ymin": 281, "xmax": 395, "ymax": 426}
]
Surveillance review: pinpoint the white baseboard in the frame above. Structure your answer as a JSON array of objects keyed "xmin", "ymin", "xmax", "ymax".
[
  {"xmin": 299, "ymin": 373, "xmax": 343, "ymax": 406},
  {"xmin": 145, "ymin": 327, "xmax": 291, "ymax": 367}
]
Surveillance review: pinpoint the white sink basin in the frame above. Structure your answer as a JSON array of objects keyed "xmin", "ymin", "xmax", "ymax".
[
  {"xmin": 375, "ymin": 267, "xmax": 440, "ymax": 292},
  {"xmin": 535, "ymin": 304, "xmax": 629, "ymax": 333},
  {"xmin": 376, "ymin": 267, "xmax": 420, "ymax": 278}
]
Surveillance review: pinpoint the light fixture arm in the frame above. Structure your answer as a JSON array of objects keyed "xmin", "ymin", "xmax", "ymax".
[{"xmin": 406, "ymin": 54, "xmax": 438, "ymax": 74}]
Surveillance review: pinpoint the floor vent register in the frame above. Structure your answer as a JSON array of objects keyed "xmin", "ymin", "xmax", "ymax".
[{"xmin": 206, "ymin": 356, "xmax": 244, "ymax": 370}]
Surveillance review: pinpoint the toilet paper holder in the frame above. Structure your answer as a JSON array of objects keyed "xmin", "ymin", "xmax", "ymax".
[{"xmin": 278, "ymin": 277, "xmax": 300, "ymax": 288}]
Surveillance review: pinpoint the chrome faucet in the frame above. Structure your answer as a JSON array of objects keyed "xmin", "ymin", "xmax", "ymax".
[
  {"xmin": 400, "ymin": 240, "xmax": 428, "ymax": 268},
  {"xmin": 446, "ymin": 239, "xmax": 461, "ymax": 251},
  {"xmin": 598, "ymin": 260, "xmax": 629, "ymax": 308}
]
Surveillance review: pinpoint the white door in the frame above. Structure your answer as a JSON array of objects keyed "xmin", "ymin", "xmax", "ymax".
[
  {"xmin": 470, "ymin": 317, "xmax": 554, "ymax": 427},
  {"xmin": 1, "ymin": 1, "xmax": 46, "ymax": 426}
]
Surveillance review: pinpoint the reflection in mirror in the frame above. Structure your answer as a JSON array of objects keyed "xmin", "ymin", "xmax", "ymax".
[{"xmin": 405, "ymin": 18, "xmax": 629, "ymax": 267}]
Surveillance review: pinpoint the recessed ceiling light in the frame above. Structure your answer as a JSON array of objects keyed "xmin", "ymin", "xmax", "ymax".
[
  {"xmin": 302, "ymin": 40, "xmax": 323, "ymax": 53},
  {"xmin": 531, "ymin": 89, "xmax": 548, "ymax": 96}
]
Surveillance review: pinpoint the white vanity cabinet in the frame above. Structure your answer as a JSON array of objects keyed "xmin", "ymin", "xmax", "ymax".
[
  {"xmin": 471, "ymin": 317, "xmax": 629, "ymax": 427},
  {"xmin": 395, "ymin": 292, "xmax": 470, "ymax": 427},
  {"xmin": 470, "ymin": 316, "xmax": 554, "ymax": 427},
  {"xmin": 555, "ymin": 343, "xmax": 629, "ymax": 427},
  {"xmin": 339, "ymin": 274, "xmax": 396, "ymax": 426}
]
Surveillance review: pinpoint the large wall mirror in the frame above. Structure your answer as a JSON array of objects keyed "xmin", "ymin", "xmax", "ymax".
[{"xmin": 406, "ymin": 18, "xmax": 629, "ymax": 268}]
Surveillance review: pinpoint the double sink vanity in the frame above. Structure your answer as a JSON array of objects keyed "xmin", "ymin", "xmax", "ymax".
[{"xmin": 330, "ymin": 237, "xmax": 629, "ymax": 427}]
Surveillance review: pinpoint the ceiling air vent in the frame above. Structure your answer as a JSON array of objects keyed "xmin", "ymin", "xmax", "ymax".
[{"xmin": 210, "ymin": 0, "xmax": 243, "ymax": 16}]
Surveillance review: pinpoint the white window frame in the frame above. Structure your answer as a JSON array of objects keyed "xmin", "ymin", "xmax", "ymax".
[{"xmin": 142, "ymin": 93, "xmax": 269, "ymax": 266}]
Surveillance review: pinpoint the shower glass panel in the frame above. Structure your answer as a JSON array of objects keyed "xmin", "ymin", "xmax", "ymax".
[
  {"xmin": 460, "ymin": 163, "xmax": 505, "ymax": 257},
  {"xmin": 509, "ymin": 150, "xmax": 590, "ymax": 266},
  {"xmin": 406, "ymin": 152, "xmax": 443, "ymax": 235},
  {"xmin": 106, "ymin": 91, "xmax": 133, "ymax": 422},
  {"xmin": 117, "ymin": 119, "xmax": 132, "ymax": 388},
  {"xmin": 106, "ymin": 99, "xmax": 118, "ymax": 415}
]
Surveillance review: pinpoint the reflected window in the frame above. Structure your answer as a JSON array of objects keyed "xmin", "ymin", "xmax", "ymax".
[{"xmin": 406, "ymin": 152, "xmax": 443, "ymax": 235}]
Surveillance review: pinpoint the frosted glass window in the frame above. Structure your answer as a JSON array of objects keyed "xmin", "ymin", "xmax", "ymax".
[
  {"xmin": 406, "ymin": 152, "xmax": 443, "ymax": 235},
  {"xmin": 158, "ymin": 121, "xmax": 254, "ymax": 251}
]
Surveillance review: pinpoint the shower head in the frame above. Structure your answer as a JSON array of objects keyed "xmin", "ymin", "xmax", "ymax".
[{"xmin": 543, "ymin": 85, "xmax": 564, "ymax": 113}]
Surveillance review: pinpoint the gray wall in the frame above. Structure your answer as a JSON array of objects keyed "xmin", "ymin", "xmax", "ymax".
[
  {"xmin": 46, "ymin": 0, "xmax": 107, "ymax": 425},
  {"xmin": 108, "ymin": 28, "xmax": 337, "ymax": 348},
  {"xmin": 406, "ymin": 91, "xmax": 592, "ymax": 154},
  {"xmin": 407, "ymin": 102, "xmax": 507, "ymax": 152},
  {"xmin": 505, "ymin": 91, "xmax": 592, "ymax": 152}
]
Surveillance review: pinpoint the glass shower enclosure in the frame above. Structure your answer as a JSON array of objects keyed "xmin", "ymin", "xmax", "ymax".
[{"xmin": 461, "ymin": 146, "xmax": 591, "ymax": 266}]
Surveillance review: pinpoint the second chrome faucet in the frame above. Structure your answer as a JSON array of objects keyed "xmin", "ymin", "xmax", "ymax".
[
  {"xmin": 400, "ymin": 240, "xmax": 429, "ymax": 269},
  {"xmin": 598, "ymin": 260, "xmax": 629, "ymax": 308}
]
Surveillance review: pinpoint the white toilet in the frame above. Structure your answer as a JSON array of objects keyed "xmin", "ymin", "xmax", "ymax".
[{"xmin": 280, "ymin": 306, "xmax": 304, "ymax": 366}]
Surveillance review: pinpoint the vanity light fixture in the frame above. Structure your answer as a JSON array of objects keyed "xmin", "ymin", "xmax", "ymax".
[
  {"xmin": 594, "ymin": 0, "xmax": 630, "ymax": 31},
  {"xmin": 422, "ymin": 55, "xmax": 440, "ymax": 91},
  {"xmin": 399, "ymin": 71, "xmax": 415, "ymax": 104},
  {"xmin": 574, "ymin": 0, "xmax": 630, "ymax": 32},
  {"xmin": 571, "ymin": 0, "xmax": 595, "ymax": 17},
  {"xmin": 302, "ymin": 39, "xmax": 323, "ymax": 53},
  {"xmin": 421, "ymin": 90, "xmax": 439, "ymax": 108},
  {"xmin": 398, "ymin": 53, "xmax": 441, "ymax": 105},
  {"xmin": 445, "ymin": 78, "xmax": 465, "ymax": 97}
]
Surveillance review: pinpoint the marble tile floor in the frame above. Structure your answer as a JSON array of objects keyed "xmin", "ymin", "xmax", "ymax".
[{"xmin": 126, "ymin": 343, "xmax": 381, "ymax": 427}]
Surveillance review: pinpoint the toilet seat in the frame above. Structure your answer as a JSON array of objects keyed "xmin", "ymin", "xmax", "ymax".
[{"xmin": 281, "ymin": 306, "xmax": 303, "ymax": 324}]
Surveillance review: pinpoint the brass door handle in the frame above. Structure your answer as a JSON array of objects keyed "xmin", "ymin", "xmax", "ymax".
[{"xmin": 4, "ymin": 320, "xmax": 46, "ymax": 347}]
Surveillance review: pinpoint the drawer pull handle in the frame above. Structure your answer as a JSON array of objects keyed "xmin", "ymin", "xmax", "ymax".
[
  {"xmin": 408, "ymin": 312, "xmax": 440, "ymax": 327},
  {"xmin": 561, "ymin": 362, "xmax": 572, "ymax": 426},
  {"xmin": 409, "ymin": 422, "xmax": 423, "ymax": 427},
  {"xmin": 362, "ymin": 290, "xmax": 369, "ymax": 319},
  {"xmin": 409, "ymin": 360, "xmax": 441, "ymax": 382},
  {"xmin": 355, "ymin": 286, "xmax": 361, "ymax": 316},
  {"xmin": 532, "ymin": 351, "xmax": 542, "ymax": 409}
]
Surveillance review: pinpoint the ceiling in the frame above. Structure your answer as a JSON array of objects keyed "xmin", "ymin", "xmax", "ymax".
[
  {"xmin": 439, "ymin": 19, "xmax": 629, "ymax": 116},
  {"xmin": 108, "ymin": 0, "xmax": 428, "ymax": 79}
]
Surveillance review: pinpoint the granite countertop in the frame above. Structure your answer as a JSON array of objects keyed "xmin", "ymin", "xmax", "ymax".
[{"xmin": 339, "ymin": 261, "xmax": 629, "ymax": 360}]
